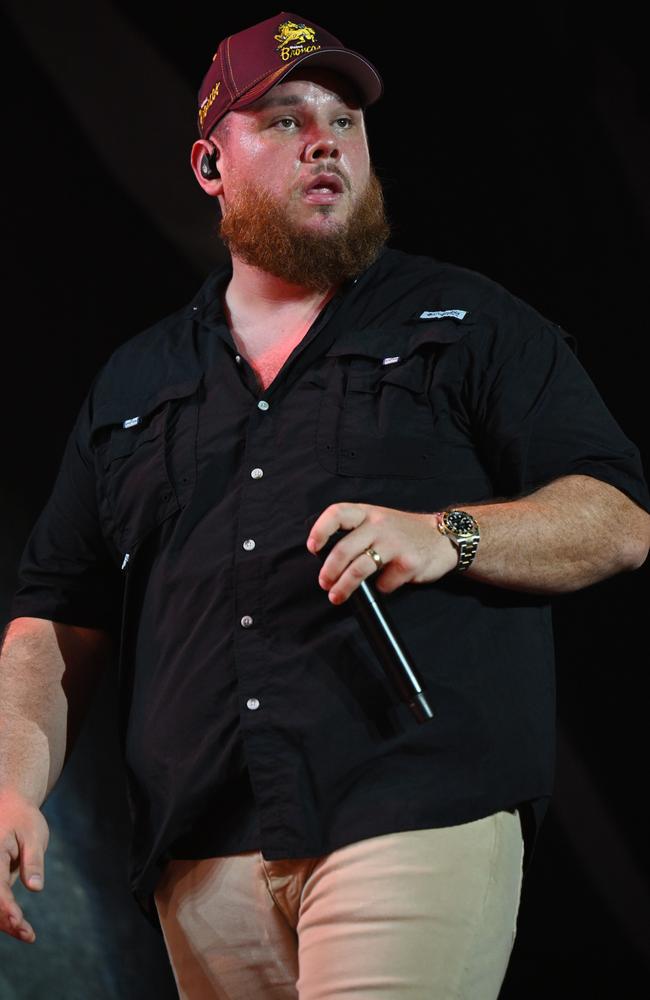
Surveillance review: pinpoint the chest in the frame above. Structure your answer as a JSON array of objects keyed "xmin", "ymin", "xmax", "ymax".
[
  {"xmin": 89, "ymin": 319, "xmax": 492, "ymax": 560},
  {"xmin": 230, "ymin": 290, "xmax": 340, "ymax": 393},
  {"xmin": 237, "ymin": 328, "xmax": 311, "ymax": 393},
  {"xmin": 248, "ymin": 342, "xmax": 296, "ymax": 392}
]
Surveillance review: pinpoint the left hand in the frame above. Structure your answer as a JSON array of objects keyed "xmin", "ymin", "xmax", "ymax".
[{"xmin": 306, "ymin": 502, "xmax": 458, "ymax": 604}]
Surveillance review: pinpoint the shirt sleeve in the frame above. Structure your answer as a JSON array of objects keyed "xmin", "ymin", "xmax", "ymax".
[
  {"xmin": 9, "ymin": 376, "xmax": 123, "ymax": 633},
  {"xmin": 467, "ymin": 319, "xmax": 650, "ymax": 512}
]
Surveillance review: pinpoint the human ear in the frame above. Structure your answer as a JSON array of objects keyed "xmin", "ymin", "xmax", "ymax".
[{"xmin": 190, "ymin": 139, "xmax": 224, "ymax": 196}]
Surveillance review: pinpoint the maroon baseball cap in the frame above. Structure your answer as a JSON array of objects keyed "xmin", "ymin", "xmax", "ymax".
[{"xmin": 197, "ymin": 12, "xmax": 383, "ymax": 139}]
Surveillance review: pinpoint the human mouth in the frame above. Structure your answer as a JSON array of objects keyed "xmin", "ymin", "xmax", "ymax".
[
  {"xmin": 304, "ymin": 190, "xmax": 343, "ymax": 204},
  {"xmin": 303, "ymin": 173, "xmax": 345, "ymax": 204}
]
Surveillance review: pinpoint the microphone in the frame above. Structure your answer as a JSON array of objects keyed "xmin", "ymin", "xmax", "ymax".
[{"xmin": 310, "ymin": 526, "xmax": 434, "ymax": 724}]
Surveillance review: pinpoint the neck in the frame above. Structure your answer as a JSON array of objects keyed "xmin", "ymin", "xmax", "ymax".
[{"xmin": 223, "ymin": 254, "xmax": 339, "ymax": 323}]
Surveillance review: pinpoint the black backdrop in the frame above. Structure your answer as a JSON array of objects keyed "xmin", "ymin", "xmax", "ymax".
[{"xmin": 1, "ymin": 4, "xmax": 648, "ymax": 998}]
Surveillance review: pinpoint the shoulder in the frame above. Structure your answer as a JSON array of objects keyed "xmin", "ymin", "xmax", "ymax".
[
  {"xmin": 371, "ymin": 247, "xmax": 575, "ymax": 354},
  {"xmin": 89, "ymin": 267, "xmax": 228, "ymax": 410},
  {"xmin": 373, "ymin": 246, "xmax": 511, "ymax": 308}
]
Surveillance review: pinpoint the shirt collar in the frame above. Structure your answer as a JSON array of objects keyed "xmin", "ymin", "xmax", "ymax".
[
  {"xmin": 183, "ymin": 260, "xmax": 233, "ymax": 326},
  {"xmin": 181, "ymin": 245, "xmax": 391, "ymax": 328}
]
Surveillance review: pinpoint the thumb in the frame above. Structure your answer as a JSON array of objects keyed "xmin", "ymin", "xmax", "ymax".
[
  {"xmin": 23, "ymin": 862, "xmax": 45, "ymax": 891},
  {"xmin": 18, "ymin": 836, "xmax": 46, "ymax": 892}
]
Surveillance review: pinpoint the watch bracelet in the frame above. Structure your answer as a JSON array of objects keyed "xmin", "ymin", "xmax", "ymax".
[{"xmin": 435, "ymin": 510, "xmax": 480, "ymax": 572}]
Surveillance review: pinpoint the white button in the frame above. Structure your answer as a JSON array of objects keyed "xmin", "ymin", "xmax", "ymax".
[
  {"xmin": 251, "ymin": 467, "xmax": 263, "ymax": 479},
  {"xmin": 246, "ymin": 697, "xmax": 260, "ymax": 710},
  {"xmin": 235, "ymin": 354, "xmax": 242, "ymax": 363},
  {"xmin": 240, "ymin": 615, "xmax": 253, "ymax": 628},
  {"xmin": 243, "ymin": 539, "xmax": 256, "ymax": 551},
  {"xmin": 258, "ymin": 400, "xmax": 269, "ymax": 411}
]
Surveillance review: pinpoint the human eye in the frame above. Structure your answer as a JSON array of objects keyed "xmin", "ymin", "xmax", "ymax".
[
  {"xmin": 273, "ymin": 116, "xmax": 298, "ymax": 130},
  {"xmin": 334, "ymin": 116, "xmax": 354, "ymax": 128}
]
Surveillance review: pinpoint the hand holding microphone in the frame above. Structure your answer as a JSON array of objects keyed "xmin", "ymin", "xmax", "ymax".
[{"xmin": 306, "ymin": 517, "xmax": 435, "ymax": 724}]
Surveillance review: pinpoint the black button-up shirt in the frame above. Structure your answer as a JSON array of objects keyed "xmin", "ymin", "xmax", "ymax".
[{"xmin": 10, "ymin": 246, "xmax": 650, "ymax": 929}]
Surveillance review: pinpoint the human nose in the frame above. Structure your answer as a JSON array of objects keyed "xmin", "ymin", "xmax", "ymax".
[{"xmin": 302, "ymin": 128, "xmax": 340, "ymax": 163}]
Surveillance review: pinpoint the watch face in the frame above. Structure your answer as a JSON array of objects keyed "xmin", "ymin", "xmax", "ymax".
[{"xmin": 445, "ymin": 511, "xmax": 477, "ymax": 535}]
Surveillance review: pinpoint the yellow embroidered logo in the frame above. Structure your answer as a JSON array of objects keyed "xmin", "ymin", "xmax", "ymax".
[
  {"xmin": 274, "ymin": 20, "xmax": 321, "ymax": 62},
  {"xmin": 199, "ymin": 80, "xmax": 221, "ymax": 128}
]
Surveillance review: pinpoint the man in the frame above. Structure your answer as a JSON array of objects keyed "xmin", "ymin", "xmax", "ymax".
[{"xmin": 1, "ymin": 10, "xmax": 649, "ymax": 999}]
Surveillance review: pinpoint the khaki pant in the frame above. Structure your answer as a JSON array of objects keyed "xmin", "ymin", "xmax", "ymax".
[{"xmin": 154, "ymin": 809, "xmax": 524, "ymax": 999}]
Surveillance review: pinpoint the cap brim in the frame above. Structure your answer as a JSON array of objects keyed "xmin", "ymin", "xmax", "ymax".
[{"xmin": 230, "ymin": 47, "xmax": 383, "ymax": 112}]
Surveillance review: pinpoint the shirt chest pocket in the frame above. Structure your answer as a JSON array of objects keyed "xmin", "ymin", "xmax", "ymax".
[
  {"xmin": 315, "ymin": 324, "xmax": 466, "ymax": 478},
  {"xmin": 90, "ymin": 376, "xmax": 202, "ymax": 552}
]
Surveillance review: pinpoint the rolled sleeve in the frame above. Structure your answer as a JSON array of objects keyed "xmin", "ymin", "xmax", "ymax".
[
  {"xmin": 470, "ymin": 321, "xmax": 650, "ymax": 511},
  {"xmin": 9, "ymin": 381, "xmax": 123, "ymax": 633}
]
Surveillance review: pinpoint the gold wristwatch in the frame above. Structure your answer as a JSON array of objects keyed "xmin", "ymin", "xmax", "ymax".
[{"xmin": 435, "ymin": 510, "xmax": 480, "ymax": 572}]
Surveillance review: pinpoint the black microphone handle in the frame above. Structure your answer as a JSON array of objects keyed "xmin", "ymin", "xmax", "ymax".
[{"xmin": 312, "ymin": 527, "xmax": 434, "ymax": 724}]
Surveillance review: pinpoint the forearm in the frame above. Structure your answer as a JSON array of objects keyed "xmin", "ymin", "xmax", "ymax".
[
  {"xmin": 0, "ymin": 620, "xmax": 69, "ymax": 806},
  {"xmin": 456, "ymin": 475, "xmax": 650, "ymax": 594},
  {"xmin": 0, "ymin": 618, "xmax": 112, "ymax": 806}
]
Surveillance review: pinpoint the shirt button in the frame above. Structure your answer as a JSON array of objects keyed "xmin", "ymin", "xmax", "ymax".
[
  {"xmin": 257, "ymin": 400, "xmax": 269, "ymax": 411},
  {"xmin": 235, "ymin": 354, "xmax": 242, "ymax": 363},
  {"xmin": 240, "ymin": 615, "xmax": 253, "ymax": 628},
  {"xmin": 243, "ymin": 539, "xmax": 256, "ymax": 551},
  {"xmin": 246, "ymin": 697, "xmax": 260, "ymax": 710},
  {"xmin": 251, "ymin": 467, "xmax": 264, "ymax": 479}
]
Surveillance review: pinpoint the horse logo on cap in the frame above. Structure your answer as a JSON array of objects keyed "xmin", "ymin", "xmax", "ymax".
[{"xmin": 274, "ymin": 20, "xmax": 321, "ymax": 62}]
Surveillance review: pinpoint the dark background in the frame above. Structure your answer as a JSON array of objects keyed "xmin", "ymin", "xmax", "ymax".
[{"xmin": 1, "ymin": 3, "xmax": 648, "ymax": 997}]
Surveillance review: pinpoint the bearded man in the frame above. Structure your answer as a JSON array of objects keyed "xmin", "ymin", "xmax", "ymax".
[{"xmin": 2, "ymin": 11, "xmax": 649, "ymax": 1000}]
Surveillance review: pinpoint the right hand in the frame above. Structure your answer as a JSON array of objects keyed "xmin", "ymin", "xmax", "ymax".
[{"xmin": 0, "ymin": 788, "xmax": 50, "ymax": 943}]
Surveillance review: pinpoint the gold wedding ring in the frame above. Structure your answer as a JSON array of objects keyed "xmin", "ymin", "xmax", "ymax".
[{"xmin": 365, "ymin": 546, "xmax": 383, "ymax": 570}]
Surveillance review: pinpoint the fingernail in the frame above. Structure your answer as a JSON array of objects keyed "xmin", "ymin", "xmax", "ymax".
[{"xmin": 28, "ymin": 875, "xmax": 42, "ymax": 888}]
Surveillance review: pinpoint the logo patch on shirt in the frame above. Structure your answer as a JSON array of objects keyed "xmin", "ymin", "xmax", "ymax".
[
  {"xmin": 382, "ymin": 356, "xmax": 401, "ymax": 365},
  {"xmin": 419, "ymin": 309, "xmax": 467, "ymax": 320},
  {"xmin": 122, "ymin": 416, "xmax": 140, "ymax": 429}
]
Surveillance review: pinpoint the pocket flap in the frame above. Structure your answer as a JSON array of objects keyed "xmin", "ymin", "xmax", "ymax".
[
  {"xmin": 325, "ymin": 318, "xmax": 473, "ymax": 360},
  {"xmin": 349, "ymin": 361, "xmax": 427, "ymax": 394},
  {"xmin": 90, "ymin": 375, "xmax": 203, "ymax": 435}
]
